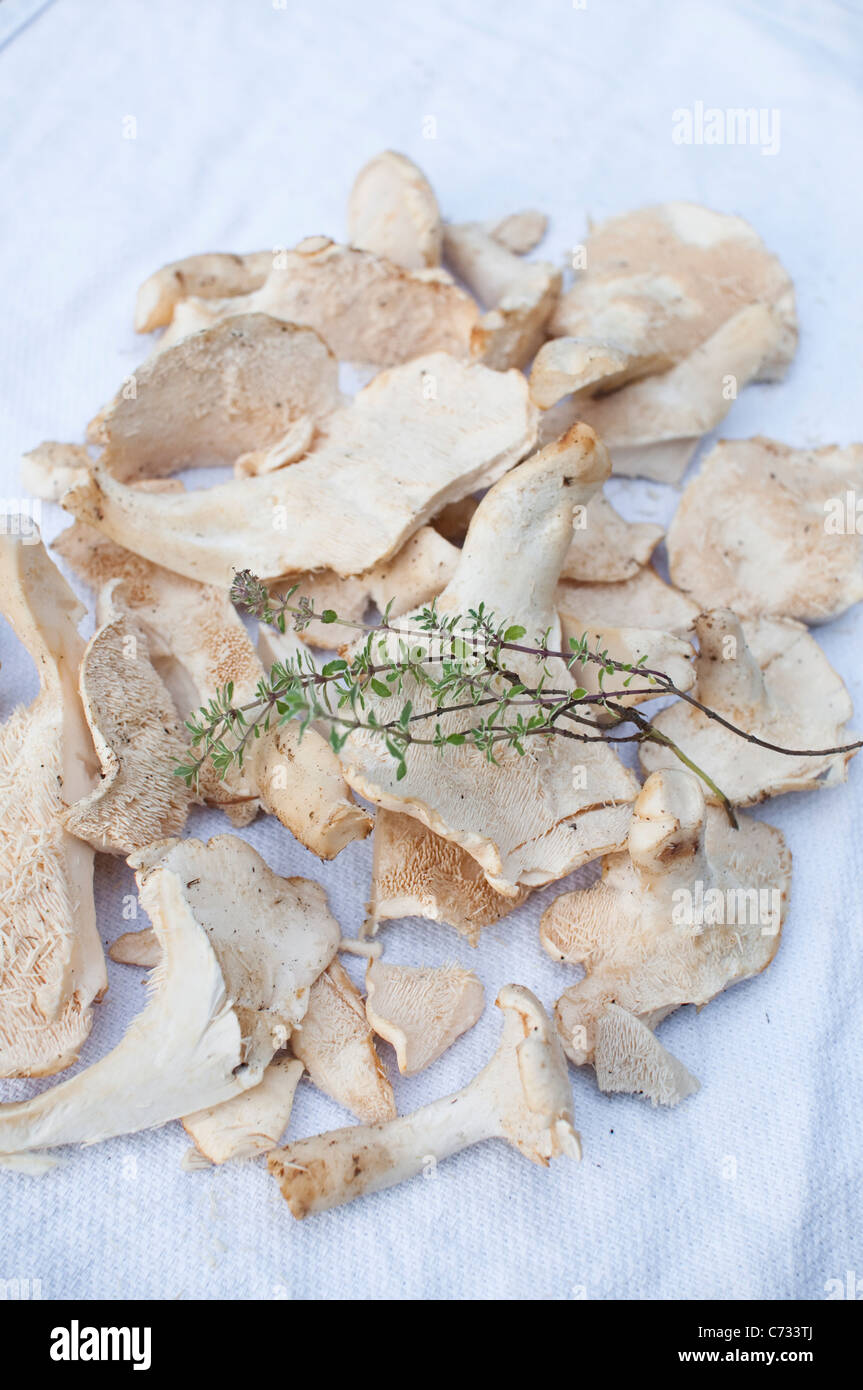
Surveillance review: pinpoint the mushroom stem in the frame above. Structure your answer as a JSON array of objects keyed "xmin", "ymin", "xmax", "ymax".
[
  {"xmin": 693, "ymin": 610, "xmax": 770, "ymax": 715},
  {"xmin": 269, "ymin": 985, "xmax": 579, "ymax": 1217}
]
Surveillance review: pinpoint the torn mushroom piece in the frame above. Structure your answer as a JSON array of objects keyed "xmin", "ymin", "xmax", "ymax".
[
  {"xmin": 594, "ymin": 1006, "xmax": 700, "ymax": 1108},
  {"xmin": 134, "ymin": 249, "xmax": 274, "ymax": 332},
  {"xmin": 251, "ymin": 721, "xmax": 373, "ymax": 861},
  {"xmin": 530, "ymin": 338, "xmax": 634, "ymax": 408},
  {"xmin": 555, "ymin": 567, "xmax": 699, "ymax": 639},
  {"xmin": 556, "ymin": 605, "xmax": 695, "ymax": 712},
  {"xmin": 560, "ymin": 491, "xmax": 662, "ymax": 584},
  {"xmin": 640, "ymin": 610, "xmax": 858, "ymax": 803},
  {"xmin": 62, "ymin": 353, "xmax": 536, "ymax": 587},
  {"xmin": 365, "ymin": 960, "xmax": 484, "ymax": 1074},
  {"xmin": 158, "ymin": 239, "xmax": 478, "ymax": 366},
  {"xmin": 63, "ymin": 580, "xmax": 193, "ymax": 854},
  {"xmin": 443, "ymin": 221, "xmax": 561, "ymax": 370},
  {"xmin": 365, "ymin": 809, "xmax": 528, "ymax": 946},
  {"xmin": 290, "ymin": 961, "xmax": 396, "ymax": 1124},
  {"xmin": 269, "ymin": 985, "xmax": 579, "ymax": 1218},
  {"xmin": 573, "ymin": 303, "xmax": 785, "ymax": 484},
  {"xmin": 0, "ymin": 529, "xmax": 105, "ymax": 1079},
  {"xmin": 109, "ymin": 929, "xmax": 159, "ymax": 968},
  {"xmin": 483, "ymin": 209, "xmax": 548, "ymax": 256},
  {"xmin": 543, "ymin": 770, "xmax": 792, "ymax": 1103},
  {"xmin": 182, "ymin": 1056, "xmax": 305, "ymax": 1166},
  {"xmin": 347, "ymin": 150, "xmax": 442, "ymax": 269},
  {"xmin": 341, "ymin": 424, "xmax": 639, "ymax": 896},
  {"xmin": 0, "ymin": 837, "xmax": 341, "ymax": 1159},
  {"xmin": 90, "ymin": 314, "xmax": 338, "ymax": 482},
  {"xmin": 21, "ymin": 442, "xmax": 92, "ymax": 502},
  {"xmin": 668, "ymin": 438, "xmax": 863, "ymax": 623},
  {"xmin": 234, "ymin": 416, "xmax": 316, "ymax": 479},
  {"xmin": 550, "ymin": 200, "xmax": 797, "ymax": 387}
]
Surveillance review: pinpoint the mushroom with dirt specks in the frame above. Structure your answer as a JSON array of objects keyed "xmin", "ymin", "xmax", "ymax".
[
  {"xmin": 365, "ymin": 959, "xmax": 485, "ymax": 1074},
  {"xmin": 269, "ymin": 984, "xmax": 579, "ymax": 1217},
  {"xmin": 135, "ymin": 249, "xmax": 274, "ymax": 332},
  {"xmin": 290, "ymin": 960, "xmax": 396, "ymax": 1124},
  {"xmin": 0, "ymin": 529, "xmax": 105, "ymax": 1079},
  {"xmin": 0, "ymin": 837, "xmax": 341, "ymax": 1159},
  {"xmin": 559, "ymin": 492, "xmax": 663, "ymax": 584},
  {"xmin": 340, "ymin": 424, "xmax": 639, "ymax": 895},
  {"xmin": 21, "ymin": 442, "xmax": 93, "ymax": 501},
  {"xmin": 667, "ymin": 438, "xmax": 863, "ymax": 623},
  {"xmin": 639, "ymin": 609, "xmax": 858, "ymax": 803},
  {"xmin": 61, "ymin": 354, "xmax": 536, "ymax": 588},
  {"xmin": 544, "ymin": 769, "xmax": 792, "ymax": 1101}
]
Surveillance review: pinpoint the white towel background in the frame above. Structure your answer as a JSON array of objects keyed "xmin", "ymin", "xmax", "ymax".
[{"xmin": 1, "ymin": 0, "xmax": 861, "ymax": 1301}]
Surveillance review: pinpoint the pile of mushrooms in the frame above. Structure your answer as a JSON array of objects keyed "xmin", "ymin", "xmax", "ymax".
[{"xmin": 0, "ymin": 151, "xmax": 858, "ymax": 1215}]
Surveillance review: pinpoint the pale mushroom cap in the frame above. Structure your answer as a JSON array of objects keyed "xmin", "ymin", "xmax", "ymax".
[
  {"xmin": 0, "ymin": 530, "xmax": 105, "ymax": 1079},
  {"xmin": 555, "ymin": 567, "xmax": 699, "ymax": 637},
  {"xmin": 551, "ymin": 200, "xmax": 797, "ymax": 381},
  {"xmin": 365, "ymin": 808, "xmax": 528, "ymax": 944},
  {"xmin": 134, "ymin": 249, "xmax": 273, "ymax": 332},
  {"xmin": 594, "ymin": 1005, "xmax": 700, "ymax": 1107},
  {"xmin": 61, "ymin": 353, "xmax": 537, "ymax": 588},
  {"xmin": 365, "ymin": 960, "xmax": 485, "ymax": 1074},
  {"xmin": 98, "ymin": 313, "xmax": 338, "ymax": 482},
  {"xmin": 21, "ymin": 441, "xmax": 92, "ymax": 502},
  {"xmin": 341, "ymin": 425, "xmax": 639, "ymax": 893},
  {"xmin": 63, "ymin": 581, "xmax": 193, "ymax": 854},
  {"xmin": 530, "ymin": 338, "xmax": 633, "ymax": 408},
  {"xmin": 347, "ymin": 151, "xmax": 442, "ymax": 270},
  {"xmin": 108, "ymin": 928, "xmax": 160, "ymax": 969},
  {"xmin": 157, "ymin": 239, "xmax": 477, "ymax": 367},
  {"xmin": 484, "ymin": 209, "xmax": 548, "ymax": 257},
  {"xmin": 182, "ymin": 1056, "xmax": 304, "ymax": 1165},
  {"xmin": 667, "ymin": 438, "xmax": 863, "ymax": 622},
  {"xmin": 640, "ymin": 610, "xmax": 858, "ymax": 804},
  {"xmin": 559, "ymin": 491, "xmax": 663, "ymax": 584},
  {"xmin": 545, "ymin": 769, "xmax": 792, "ymax": 1073},
  {"xmin": 290, "ymin": 960, "xmax": 396, "ymax": 1123}
]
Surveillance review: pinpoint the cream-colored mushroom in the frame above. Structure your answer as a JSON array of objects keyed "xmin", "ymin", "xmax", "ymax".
[
  {"xmin": 365, "ymin": 960, "xmax": 484, "ymax": 1074},
  {"xmin": 594, "ymin": 1005, "xmax": 700, "ymax": 1107},
  {"xmin": 557, "ymin": 606, "xmax": 695, "ymax": 711},
  {"xmin": 575, "ymin": 304, "xmax": 784, "ymax": 482},
  {"xmin": 560, "ymin": 491, "xmax": 662, "ymax": 584},
  {"xmin": 21, "ymin": 442, "xmax": 92, "ymax": 501},
  {"xmin": 62, "ymin": 354, "xmax": 536, "ymax": 588},
  {"xmin": 108, "ymin": 929, "xmax": 159, "ymax": 968},
  {"xmin": 639, "ymin": 610, "xmax": 858, "ymax": 803},
  {"xmin": 269, "ymin": 985, "xmax": 579, "ymax": 1218},
  {"xmin": 135, "ymin": 249, "xmax": 274, "ymax": 332},
  {"xmin": 157, "ymin": 239, "xmax": 477, "ymax": 366},
  {"xmin": 289, "ymin": 961, "xmax": 396, "ymax": 1124},
  {"xmin": 347, "ymin": 150, "xmax": 442, "ymax": 269},
  {"xmin": 544, "ymin": 770, "xmax": 791, "ymax": 1100},
  {"xmin": 0, "ymin": 529, "xmax": 105, "ymax": 1079},
  {"xmin": 555, "ymin": 567, "xmax": 699, "ymax": 638},
  {"xmin": 530, "ymin": 338, "xmax": 633, "ymax": 408},
  {"xmin": 90, "ymin": 314, "xmax": 338, "ymax": 482},
  {"xmin": 182, "ymin": 1056, "xmax": 305, "ymax": 1166},
  {"xmin": 341, "ymin": 424, "xmax": 639, "ymax": 895},
  {"xmin": 551, "ymin": 201, "xmax": 797, "ymax": 385},
  {"xmin": 483, "ymin": 209, "xmax": 548, "ymax": 256},
  {"xmin": 364, "ymin": 809, "xmax": 528, "ymax": 945},
  {"xmin": 63, "ymin": 581, "xmax": 193, "ymax": 854},
  {"xmin": 443, "ymin": 221, "xmax": 561, "ymax": 369},
  {"xmin": 0, "ymin": 837, "xmax": 341, "ymax": 1158},
  {"xmin": 667, "ymin": 438, "xmax": 863, "ymax": 623},
  {"xmin": 53, "ymin": 523, "xmax": 370, "ymax": 852}
]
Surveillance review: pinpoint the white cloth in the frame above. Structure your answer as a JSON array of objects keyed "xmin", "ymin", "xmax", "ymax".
[{"xmin": 1, "ymin": 0, "xmax": 861, "ymax": 1302}]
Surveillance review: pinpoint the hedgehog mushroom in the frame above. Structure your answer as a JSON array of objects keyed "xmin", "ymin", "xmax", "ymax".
[
  {"xmin": 667, "ymin": 438, "xmax": 863, "ymax": 623},
  {"xmin": 550, "ymin": 201, "xmax": 797, "ymax": 387},
  {"xmin": 365, "ymin": 960, "xmax": 485, "ymax": 1074},
  {"xmin": 341, "ymin": 424, "xmax": 639, "ymax": 896},
  {"xmin": 63, "ymin": 581, "xmax": 193, "ymax": 854},
  {"xmin": 289, "ymin": 961, "xmax": 396, "ymax": 1123},
  {"xmin": 134, "ymin": 249, "xmax": 274, "ymax": 332},
  {"xmin": 443, "ymin": 221, "xmax": 561, "ymax": 369},
  {"xmin": 182, "ymin": 1056, "xmax": 305, "ymax": 1166},
  {"xmin": 347, "ymin": 150, "xmax": 442, "ymax": 269},
  {"xmin": 555, "ymin": 567, "xmax": 699, "ymax": 639},
  {"xmin": 483, "ymin": 209, "xmax": 548, "ymax": 256},
  {"xmin": 0, "ymin": 529, "xmax": 105, "ymax": 1079},
  {"xmin": 0, "ymin": 837, "xmax": 341, "ymax": 1159},
  {"xmin": 544, "ymin": 770, "xmax": 792, "ymax": 1103},
  {"xmin": 640, "ymin": 610, "xmax": 858, "ymax": 803},
  {"xmin": 365, "ymin": 809, "xmax": 528, "ymax": 945},
  {"xmin": 61, "ymin": 354, "xmax": 536, "ymax": 587},
  {"xmin": 269, "ymin": 985, "xmax": 579, "ymax": 1217},
  {"xmin": 559, "ymin": 492, "xmax": 662, "ymax": 584}
]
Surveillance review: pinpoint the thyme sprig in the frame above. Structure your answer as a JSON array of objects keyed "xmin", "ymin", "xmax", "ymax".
[{"xmin": 177, "ymin": 571, "xmax": 863, "ymax": 829}]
